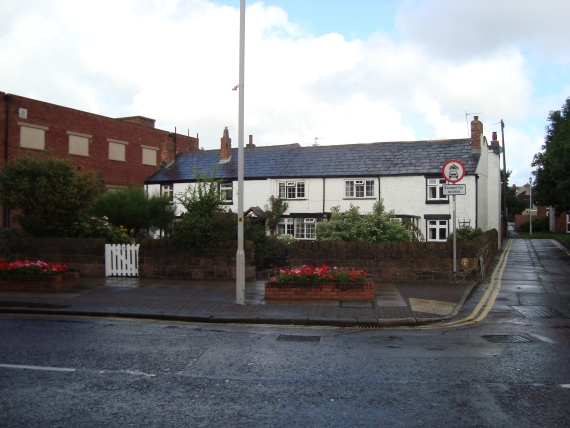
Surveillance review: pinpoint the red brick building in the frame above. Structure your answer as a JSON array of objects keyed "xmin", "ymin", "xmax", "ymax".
[{"xmin": 1, "ymin": 91, "xmax": 199, "ymax": 227}]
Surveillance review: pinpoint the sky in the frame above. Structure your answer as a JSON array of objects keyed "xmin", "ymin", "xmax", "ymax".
[{"xmin": 1, "ymin": 0, "xmax": 569, "ymax": 187}]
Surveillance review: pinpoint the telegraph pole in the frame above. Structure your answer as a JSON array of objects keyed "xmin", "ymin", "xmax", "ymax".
[{"xmin": 501, "ymin": 120, "xmax": 508, "ymax": 238}]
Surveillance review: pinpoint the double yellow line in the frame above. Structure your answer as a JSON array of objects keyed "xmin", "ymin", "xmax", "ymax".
[
  {"xmin": 419, "ymin": 239, "xmax": 513, "ymax": 329},
  {"xmin": 550, "ymin": 239, "xmax": 570, "ymax": 257}
]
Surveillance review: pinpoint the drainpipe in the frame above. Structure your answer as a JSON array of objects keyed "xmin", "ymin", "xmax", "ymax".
[
  {"xmin": 322, "ymin": 178, "xmax": 325, "ymax": 216},
  {"xmin": 475, "ymin": 175, "xmax": 479, "ymax": 229},
  {"xmin": 3, "ymin": 93, "xmax": 11, "ymax": 228}
]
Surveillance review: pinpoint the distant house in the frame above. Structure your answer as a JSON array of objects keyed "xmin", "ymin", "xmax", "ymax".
[
  {"xmin": 0, "ymin": 91, "xmax": 199, "ymax": 228},
  {"xmin": 145, "ymin": 117, "xmax": 503, "ymax": 245}
]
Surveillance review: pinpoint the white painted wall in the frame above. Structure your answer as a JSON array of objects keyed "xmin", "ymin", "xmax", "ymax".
[{"xmin": 147, "ymin": 154, "xmax": 500, "ymax": 241}]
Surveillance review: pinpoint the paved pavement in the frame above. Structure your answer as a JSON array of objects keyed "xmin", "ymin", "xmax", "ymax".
[{"xmin": 0, "ymin": 238, "xmax": 567, "ymax": 327}]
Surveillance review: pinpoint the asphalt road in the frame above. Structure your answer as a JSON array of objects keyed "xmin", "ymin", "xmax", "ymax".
[{"xmin": 1, "ymin": 239, "xmax": 570, "ymax": 427}]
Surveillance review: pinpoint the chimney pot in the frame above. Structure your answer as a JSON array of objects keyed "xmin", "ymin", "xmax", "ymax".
[
  {"xmin": 247, "ymin": 134, "xmax": 255, "ymax": 148},
  {"xmin": 220, "ymin": 127, "xmax": 232, "ymax": 163},
  {"xmin": 470, "ymin": 116, "xmax": 483, "ymax": 151}
]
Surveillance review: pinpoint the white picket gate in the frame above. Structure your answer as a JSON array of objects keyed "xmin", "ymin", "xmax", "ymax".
[{"xmin": 105, "ymin": 244, "xmax": 140, "ymax": 277}]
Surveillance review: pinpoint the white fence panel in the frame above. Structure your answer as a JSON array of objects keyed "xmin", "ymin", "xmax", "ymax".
[{"xmin": 105, "ymin": 244, "xmax": 140, "ymax": 276}]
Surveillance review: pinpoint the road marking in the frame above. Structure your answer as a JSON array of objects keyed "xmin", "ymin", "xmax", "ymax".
[
  {"xmin": 550, "ymin": 239, "xmax": 570, "ymax": 257},
  {"xmin": 560, "ymin": 384, "xmax": 570, "ymax": 388},
  {"xmin": 0, "ymin": 363, "xmax": 75, "ymax": 372},
  {"xmin": 418, "ymin": 239, "xmax": 513, "ymax": 330}
]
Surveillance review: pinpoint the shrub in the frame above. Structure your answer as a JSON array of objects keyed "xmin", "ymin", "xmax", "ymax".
[
  {"xmin": 171, "ymin": 169, "xmax": 236, "ymax": 249},
  {"xmin": 0, "ymin": 154, "xmax": 103, "ymax": 237},
  {"xmin": 316, "ymin": 201, "xmax": 412, "ymax": 242},
  {"xmin": 90, "ymin": 186, "xmax": 175, "ymax": 236},
  {"xmin": 447, "ymin": 226, "xmax": 484, "ymax": 242},
  {"xmin": 69, "ymin": 216, "xmax": 132, "ymax": 244},
  {"xmin": 518, "ymin": 217, "xmax": 550, "ymax": 232}
]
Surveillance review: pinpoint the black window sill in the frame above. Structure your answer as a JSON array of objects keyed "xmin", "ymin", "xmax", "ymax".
[{"xmin": 425, "ymin": 200, "xmax": 449, "ymax": 204}]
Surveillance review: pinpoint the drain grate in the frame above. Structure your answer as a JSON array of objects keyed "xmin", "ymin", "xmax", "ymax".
[
  {"xmin": 482, "ymin": 335, "xmax": 531, "ymax": 343},
  {"xmin": 511, "ymin": 306, "xmax": 560, "ymax": 318},
  {"xmin": 276, "ymin": 335, "xmax": 320, "ymax": 343},
  {"xmin": 495, "ymin": 298, "xmax": 509, "ymax": 301}
]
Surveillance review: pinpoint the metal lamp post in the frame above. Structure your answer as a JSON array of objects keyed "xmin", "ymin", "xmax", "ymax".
[{"xmin": 529, "ymin": 177, "xmax": 532, "ymax": 237}]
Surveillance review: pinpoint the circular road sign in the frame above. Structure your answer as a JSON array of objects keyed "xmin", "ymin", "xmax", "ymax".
[{"xmin": 442, "ymin": 159, "xmax": 466, "ymax": 183}]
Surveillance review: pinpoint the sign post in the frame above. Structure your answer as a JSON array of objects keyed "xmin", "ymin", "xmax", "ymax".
[{"xmin": 442, "ymin": 160, "xmax": 466, "ymax": 282}]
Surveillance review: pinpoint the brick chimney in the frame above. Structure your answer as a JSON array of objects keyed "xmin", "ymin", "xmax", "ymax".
[
  {"xmin": 490, "ymin": 131, "xmax": 500, "ymax": 147},
  {"xmin": 220, "ymin": 127, "xmax": 232, "ymax": 163},
  {"xmin": 247, "ymin": 134, "xmax": 255, "ymax": 148},
  {"xmin": 470, "ymin": 116, "xmax": 483, "ymax": 150}
]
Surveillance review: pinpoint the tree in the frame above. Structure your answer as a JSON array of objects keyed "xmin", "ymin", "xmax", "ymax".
[
  {"xmin": 0, "ymin": 154, "xmax": 102, "ymax": 237},
  {"xmin": 531, "ymin": 97, "xmax": 570, "ymax": 213},
  {"xmin": 261, "ymin": 195, "xmax": 288, "ymax": 235},
  {"xmin": 503, "ymin": 170, "xmax": 526, "ymax": 221},
  {"xmin": 90, "ymin": 186, "xmax": 176, "ymax": 236},
  {"xmin": 316, "ymin": 201, "xmax": 413, "ymax": 242},
  {"xmin": 171, "ymin": 168, "xmax": 236, "ymax": 249}
]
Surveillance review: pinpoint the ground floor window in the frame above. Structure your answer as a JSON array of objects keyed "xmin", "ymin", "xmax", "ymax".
[
  {"xmin": 567, "ymin": 213, "xmax": 570, "ymax": 233},
  {"xmin": 277, "ymin": 218, "xmax": 316, "ymax": 240},
  {"xmin": 427, "ymin": 220, "xmax": 448, "ymax": 241}
]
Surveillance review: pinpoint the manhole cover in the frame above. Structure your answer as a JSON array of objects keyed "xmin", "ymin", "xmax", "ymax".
[
  {"xmin": 276, "ymin": 335, "xmax": 320, "ymax": 343},
  {"xmin": 511, "ymin": 306, "xmax": 560, "ymax": 318},
  {"xmin": 482, "ymin": 335, "xmax": 531, "ymax": 343}
]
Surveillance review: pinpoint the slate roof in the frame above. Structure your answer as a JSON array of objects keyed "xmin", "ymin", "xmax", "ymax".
[{"xmin": 145, "ymin": 139, "xmax": 480, "ymax": 184}]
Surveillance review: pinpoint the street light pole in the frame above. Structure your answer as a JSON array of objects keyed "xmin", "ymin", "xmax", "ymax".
[
  {"xmin": 529, "ymin": 178, "xmax": 532, "ymax": 237},
  {"xmin": 236, "ymin": 0, "xmax": 246, "ymax": 304}
]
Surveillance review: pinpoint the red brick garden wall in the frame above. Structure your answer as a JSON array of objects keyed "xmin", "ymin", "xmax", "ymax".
[
  {"xmin": 5, "ymin": 237, "xmax": 255, "ymax": 280},
  {"xmin": 289, "ymin": 230, "xmax": 499, "ymax": 282}
]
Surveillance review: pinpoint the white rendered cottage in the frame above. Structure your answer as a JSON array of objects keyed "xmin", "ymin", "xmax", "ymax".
[{"xmin": 145, "ymin": 117, "xmax": 502, "ymax": 243}]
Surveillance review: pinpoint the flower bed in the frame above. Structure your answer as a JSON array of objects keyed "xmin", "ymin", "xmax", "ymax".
[
  {"xmin": 265, "ymin": 265, "xmax": 374, "ymax": 300},
  {"xmin": 0, "ymin": 260, "xmax": 78, "ymax": 292}
]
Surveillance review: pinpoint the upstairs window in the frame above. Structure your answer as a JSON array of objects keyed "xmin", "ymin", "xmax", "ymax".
[
  {"xmin": 142, "ymin": 145, "xmax": 158, "ymax": 166},
  {"xmin": 108, "ymin": 139, "xmax": 128, "ymax": 162},
  {"xmin": 68, "ymin": 131, "xmax": 91, "ymax": 157},
  {"xmin": 161, "ymin": 184, "xmax": 173, "ymax": 202},
  {"xmin": 278, "ymin": 181, "xmax": 306, "ymax": 199},
  {"xmin": 220, "ymin": 183, "xmax": 233, "ymax": 203},
  {"xmin": 345, "ymin": 180, "xmax": 374, "ymax": 198},
  {"xmin": 427, "ymin": 178, "xmax": 447, "ymax": 201},
  {"xmin": 19, "ymin": 122, "xmax": 48, "ymax": 150}
]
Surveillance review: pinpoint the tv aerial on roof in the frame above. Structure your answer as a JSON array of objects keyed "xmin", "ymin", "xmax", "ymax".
[
  {"xmin": 314, "ymin": 137, "xmax": 324, "ymax": 146},
  {"xmin": 465, "ymin": 111, "xmax": 481, "ymax": 136}
]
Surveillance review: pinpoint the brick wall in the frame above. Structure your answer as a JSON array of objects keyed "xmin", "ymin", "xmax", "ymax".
[
  {"xmin": 5, "ymin": 237, "xmax": 256, "ymax": 280},
  {"xmin": 265, "ymin": 281, "xmax": 374, "ymax": 300},
  {"xmin": 289, "ymin": 230, "xmax": 499, "ymax": 282}
]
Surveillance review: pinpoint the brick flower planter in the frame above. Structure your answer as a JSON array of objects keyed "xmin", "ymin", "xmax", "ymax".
[
  {"xmin": 265, "ymin": 280, "xmax": 374, "ymax": 300},
  {"xmin": 0, "ymin": 272, "xmax": 79, "ymax": 293}
]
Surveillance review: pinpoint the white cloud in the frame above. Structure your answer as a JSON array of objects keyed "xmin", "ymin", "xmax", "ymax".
[{"xmin": 0, "ymin": 0, "xmax": 564, "ymax": 185}]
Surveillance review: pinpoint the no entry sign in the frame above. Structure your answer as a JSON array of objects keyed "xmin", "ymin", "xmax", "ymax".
[{"xmin": 442, "ymin": 159, "xmax": 466, "ymax": 183}]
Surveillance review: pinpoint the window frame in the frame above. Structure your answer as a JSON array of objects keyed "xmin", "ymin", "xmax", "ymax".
[
  {"xmin": 277, "ymin": 217, "xmax": 317, "ymax": 240},
  {"xmin": 108, "ymin": 138, "xmax": 128, "ymax": 162},
  {"xmin": 142, "ymin": 145, "xmax": 159, "ymax": 166},
  {"xmin": 161, "ymin": 184, "xmax": 173, "ymax": 202},
  {"xmin": 426, "ymin": 178, "xmax": 449, "ymax": 203},
  {"xmin": 220, "ymin": 182, "xmax": 233, "ymax": 204},
  {"xmin": 67, "ymin": 131, "xmax": 91, "ymax": 157},
  {"xmin": 344, "ymin": 179, "xmax": 375, "ymax": 199},
  {"xmin": 278, "ymin": 181, "xmax": 306, "ymax": 200},
  {"xmin": 18, "ymin": 122, "xmax": 48, "ymax": 151},
  {"xmin": 427, "ymin": 219, "xmax": 448, "ymax": 242}
]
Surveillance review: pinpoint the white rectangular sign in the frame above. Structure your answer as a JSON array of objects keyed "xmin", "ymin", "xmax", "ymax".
[{"xmin": 443, "ymin": 184, "xmax": 466, "ymax": 195}]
